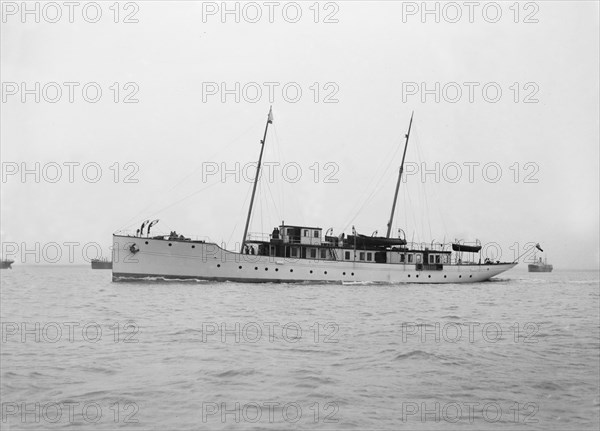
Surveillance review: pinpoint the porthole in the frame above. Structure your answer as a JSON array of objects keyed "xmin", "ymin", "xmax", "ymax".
[
  {"xmin": 351, "ymin": 272, "xmax": 354, "ymax": 276},
  {"xmin": 416, "ymin": 274, "xmax": 419, "ymax": 278},
  {"xmin": 168, "ymin": 243, "xmax": 172, "ymax": 246},
  {"xmin": 217, "ymin": 264, "xmax": 220, "ymax": 268},
  {"xmin": 255, "ymin": 267, "xmax": 258, "ymax": 270},
  {"xmin": 428, "ymin": 275, "xmax": 431, "ymax": 278},
  {"xmin": 192, "ymin": 245, "xmax": 195, "ymax": 249},
  {"xmin": 343, "ymin": 272, "xmax": 346, "ymax": 276},
  {"xmin": 145, "ymin": 241, "xmax": 148, "ymax": 245},
  {"xmin": 444, "ymin": 275, "xmax": 447, "ymax": 278},
  {"xmin": 265, "ymin": 268, "xmax": 268, "ymax": 271},
  {"xmin": 408, "ymin": 274, "xmax": 411, "ymax": 278},
  {"xmin": 290, "ymin": 269, "xmax": 294, "ymax": 273},
  {"xmin": 324, "ymin": 271, "xmax": 327, "ymax": 275},
  {"xmin": 239, "ymin": 266, "xmax": 242, "ymax": 269},
  {"xmin": 469, "ymin": 275, "xmax": 472, "ymax": 278},
  {"xmin": 310, "ymin": 270, "xmax": 313, "ymax": 274},
  {"xmin": 459, "ymin": 275, "xmax": 462, "ymax": 278}
]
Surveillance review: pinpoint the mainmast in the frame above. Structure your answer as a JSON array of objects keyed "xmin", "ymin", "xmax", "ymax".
[
  {"xmin": 386, "ymin": 111, "xmax": 414, "ymax": 238},
  {"xmin": 241, "ymin": 106, "xmax": 273, "ymax": 252}
]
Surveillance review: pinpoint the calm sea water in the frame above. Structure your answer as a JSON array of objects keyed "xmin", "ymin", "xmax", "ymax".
[{"xmin": 1, "ymin": 266, "xmax": 599, "ymax": 430}]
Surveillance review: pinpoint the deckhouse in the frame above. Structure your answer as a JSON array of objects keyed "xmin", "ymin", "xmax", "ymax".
[{"xmin": 245, "ymin": 223, "xmax": 453, "ymax": 270}]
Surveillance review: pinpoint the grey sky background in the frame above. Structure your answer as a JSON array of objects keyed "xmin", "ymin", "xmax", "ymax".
[{"xmin": 1, "ymin": 1, "xmax": 599, "ymax": 269}]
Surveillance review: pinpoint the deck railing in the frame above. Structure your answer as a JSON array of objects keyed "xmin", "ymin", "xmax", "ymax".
[{"xmin": 114, "ymin": 230, "xmax": 212, "ymax": 243}]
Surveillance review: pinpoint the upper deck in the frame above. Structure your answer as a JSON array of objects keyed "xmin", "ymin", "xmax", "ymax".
[{"xmin": 242, "ymin": 224, "xmax": 469, "ymax": 267}]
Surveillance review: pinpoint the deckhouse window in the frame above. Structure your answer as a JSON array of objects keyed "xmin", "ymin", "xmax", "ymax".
[
  {"xmin": 429, "ymin": 255, "xmax": 435, "ymax": 264},
  {"xmin": 408, "ymin": 254, "xmax": 413, "ymax": 263},
  {"xmin": 367, "ymin": 252, "xmax": 372, "ymax": 261},
  {"xmin": 291, "ymin": 247, "xmax": 298, "ymax": 257},
  {"xmin": 345, "ymin": 251, "xmax": 351, "ymax": 260},
  {"xmin": 436, "ymin": 255, "xmax": 441, "ymax": 263},
  {"xmin": 313, "ymin": 231, "xmax": 319, "ymax": 238},
  {"xmin": 359, "ymin": 252, "xmax": 365, "ymax": 261},
  {"xmin": 320, "ymin": 249, "xmax": 327, "ymax": 259},
  {"xmin": 400, "ymin": 254, "xmax": 406, "ymax": 263},
  {"xmin": 310, "ymin": 249, "xmax": 317, "ymax": 258},
  {"xmin": 303, "ymin": 230, "xmax": 308, "ymax": 237}
]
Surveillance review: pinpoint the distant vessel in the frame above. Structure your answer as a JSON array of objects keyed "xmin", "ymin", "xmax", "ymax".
[
  {"xmin": 91, "ymin": 258, "xmax": 112, "ymax": 270},
  {"xmin": 1, "ymin": 260, "xmax": 14, "ymax": 269},
  {"xmin": 528, "ymin": 244, "xmax": 552, "ymax": 272},
  {"xmin": 112, "ymin": 109, "xmax": 517, "ymax": 283},
  {"xmin": 528, "ymin": 257, "xmax": 553, "ymax": 272}
]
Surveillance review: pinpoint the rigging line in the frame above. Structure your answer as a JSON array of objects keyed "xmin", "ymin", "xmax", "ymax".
[
  {"xmin": 412, "ymin": 127, "xmax": 433, "ymax": 242},
  {"xmin": 254, "ymin": 179, "xmax": 261, "ymax": 238},
  {"xmin": 401, "ymin": 160, "xmax": 418, "ymax": 235},
  {"xmin": 144, "ymin": 180, "xmax": 222, "ymax": 219},
  {"xmin": 417, "ymin": 178, "xmax": 426, "ymax": 241},
  {"xmin": 415, "ymin": 125, "xmax": 448, "ymax": 238},
  {"xmin": 262, "ymin": 181, "xmax": 275, "ymax": 225},
  {"xmin": 409, "ymin": 127, "xmax": 423, "ymax": 239},
  {"xmin": 118, "ymin": 120, "xmax": 260, "ymax": 230},
  {"xmin": 341, "ymin": 134, "xmax": 404, "ymax": 231},
  {"xmin": 423, "ymin": 181, "xmax": 433, "ymax": 240},
  {"xmin": 248, "ymin": 180, "xmax": 257, "ymax": 237},
  {"xmin": 392, "ymin": 178, "xmax": 406, "ymax": 237},
  {"xmin": 118, "ymin": 174, "xmax": 226, "ymax": 231},
  {"xmin": 400, "ymin": 186, "xmax": 408, "ymax": 235},
  {"xmin": 435, "ymin": 190, "xmax": 448, "ymax": 236},
  {"xmin": 405, "ymin": 181, "xmax": 418, "ymax": 244},
  {"xmin": 259, "ymin": 135, "xmax": 279, "ymax": 222},
  {"xmin": 227, "ymin": 175, "xmax": 254, "ymax": 247},
  {"xmin": 342, "ymin": 140, "xmax": 400, "ymax": 223},
  {"xmin": 259, "ymin": 180, "xmax": 264, "ymax": 240},
  {"xmin": 350, "ymin": 127, "xmax": 413, "ymax": 237},
  {"xmin": 255, "ymin": 181, "xmax": 266, "ymax": 238},
  {"xmin": 272, "ymin": 124, "xmax": 285, "ymax": 221},
  {"xmin": 412, "ymin": 126, "xmax": 433, "ymax": 240},
  {"xmin": 341, "ymin": 150, "xmax": 400, "ymax": 232},
  {"xmin": 342, "ymin": 179, "xmax": 386, "ymax": 232},
  {"xmin": 225, "ymin": 222, "xmax": 238, "ymax": 250},
  {"xmin": 353, "ymin": 134, "xmax": 403, "ymax": 207},
  {"xmin": 263, "ymin": 182, "xmax": 274, "ymax": 234},
  {"xmin": 262, "ymin": 164, "xmax": 281, "ymax": 219}
]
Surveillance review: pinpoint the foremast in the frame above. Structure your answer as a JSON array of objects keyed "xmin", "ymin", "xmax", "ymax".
[
  {"xmin": 241, "ymin": 106, "xmax": 273, "ymax": 252},
  {"xmin": 386, "ymin": 112, "xmax": 414, "ymax": 238}
]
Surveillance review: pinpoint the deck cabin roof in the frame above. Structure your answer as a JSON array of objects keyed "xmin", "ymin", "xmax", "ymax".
[{"xmin": 280, "ymin": 225, "xmax": 322, "ymax": 231}]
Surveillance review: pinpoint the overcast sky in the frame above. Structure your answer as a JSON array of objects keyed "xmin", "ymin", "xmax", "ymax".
[{"xmin": 1, "ymin": 1, "xmax": 599, "ymax": 269}]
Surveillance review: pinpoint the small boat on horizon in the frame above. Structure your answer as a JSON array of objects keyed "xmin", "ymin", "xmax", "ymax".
[
  {"xmin": 527, "ymin": 244, "xmax": 553, "ymax": 272},
  {"xmin": 528, "ymin": 257, "xmax": 553, "ymax": 273},
  {"xmin": 91, "ymin": 258, "xmax": 112, "ymax": 270},
  {"xmin": 1, "ymin": 259, "xmax": 14, "ymax": 269}
]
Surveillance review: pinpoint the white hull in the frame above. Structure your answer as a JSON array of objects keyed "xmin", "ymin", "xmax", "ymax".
[{"xmin": 112, "ymin": 235, "xmax": 516, "ymax": 284}]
